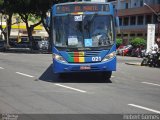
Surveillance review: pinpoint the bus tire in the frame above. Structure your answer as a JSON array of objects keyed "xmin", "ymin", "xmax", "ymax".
[
  {"xmin": 59, "ymin": 73, "xmax": 68, "ymax": 79},
  {"xmin": 102, "ymin": 71, "xmax": 112, "ymax": 80}
]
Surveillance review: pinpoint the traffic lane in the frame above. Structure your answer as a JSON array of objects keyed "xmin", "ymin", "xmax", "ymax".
[
  {"xmin": 0, "ymin": 53, "xmax": 51, "ymax": 77},
  {"xmin": 0, "ymin": 68, "xmax": 92, "ymax": 114},
  {"xmin": 0, "ymin": 69, "xmax": 152, "ymax": 114},
  {"xmin": 0, "ymin": 68, "xmax": 137, "ymax": 114},
  {"xmin": 116, "ymin": 62, "xmax": 160, "ymax": 84},
  {"xmin": 1, "ymin": 53, "xmax": 160, "ymax": 113},
  {"xmin": 38, "ymin": 65, "xmax": 160, "ymax": 113},
  {"xmin": 0, "ymin": 53, "xmax": 144, "ymax": 83},
  {"xmin": 41, "ymin": 63, "xmax": 160, "ymax": 113},
  {"xmin": 1, "ymin": 53, "xmax": 159, "ymax": 90},
  {"xmin": 117, "ymin": 56, "xmax": 142, "ymax": 64},
  {"xmin": 1, "ymin": 53, "xmax": 159, "ymax": 93}
]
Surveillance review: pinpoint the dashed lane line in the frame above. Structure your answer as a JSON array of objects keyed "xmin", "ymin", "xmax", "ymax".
[
  {"xmin": 0, "ymin": 53, "xmax": 7, "ymax": 55},
  {"xmin": 0, "ymin": 67, "xmax": 4, "ymax": 69},
  {"xmin": 55, "ymin": 84, "xmax": 87, "ymax": 93},
  {"xmin": 141, "ymin": 82, "xmax": 160, "ymax": 87},
  {"xmin": 16, "ymin": 72, "xmax": 34, "ymax": 78},
  {"xmin": 128, "ymin": 104, "xmax": 160, "ymax": 114},
  {"xmin": 111, "ymin": 76, "xmax": 115, "ymax": 78}
]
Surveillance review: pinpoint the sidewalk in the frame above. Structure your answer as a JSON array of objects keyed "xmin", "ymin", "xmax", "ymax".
[{"xmin": 125, "ymin": 62, "xmax": 141, "ymax": 66}]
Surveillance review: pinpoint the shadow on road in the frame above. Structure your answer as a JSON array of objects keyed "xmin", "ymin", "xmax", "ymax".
[{"xmin": 39, "ymin": 64, "xmax": 112, "ymax": 83}]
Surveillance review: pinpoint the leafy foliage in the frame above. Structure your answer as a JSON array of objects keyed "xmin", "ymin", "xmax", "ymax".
[
  {"xmin": 0, "ymin": 0, "xmax": 3, "ymax": 6},
  {"xmin": 130, "ymin": 37, "xmax": 146, "ymax": 48},
  {"xmin": 116, "ymin": 38, "xmax": 123, "ymax": 48}
]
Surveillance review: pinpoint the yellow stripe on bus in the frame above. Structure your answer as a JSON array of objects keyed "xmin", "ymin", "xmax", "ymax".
[{"xmin": 79, "ymin": 57, "xmax": 84, "ymax": 62}]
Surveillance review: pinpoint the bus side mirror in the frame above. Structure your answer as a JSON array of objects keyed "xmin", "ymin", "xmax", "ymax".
[
  {"xmin": 44, "ymin": 10, "xmax": 51, "ymax": 27},
  {"xmin": 45, "ymin": 16, "xmax": 50, "ymax": 27}
]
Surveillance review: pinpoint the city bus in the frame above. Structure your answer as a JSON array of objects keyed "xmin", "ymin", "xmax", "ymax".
[{"xmin": 51, "ymin": 2, "xmax": 118, "ymax": 79}]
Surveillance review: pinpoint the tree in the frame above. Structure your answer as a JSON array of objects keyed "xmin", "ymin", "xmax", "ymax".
[
  {"xmin": 1, "ymin": 0, "xmax": 77, "ymax": 50},
  {"xmin": 0, "ymin": 0, "xmax": 13, "ymax": 47},
  {"xmin": 130, "ymin": 37, "xmax": 146, "ymax": 48},
  {"xmin": 116, "ymin": 38, "xmax": 122, "ymax": 48}
]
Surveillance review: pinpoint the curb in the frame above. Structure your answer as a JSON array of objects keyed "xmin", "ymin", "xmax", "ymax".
[{"xmin": 125, "ymin": 62, "xmax": 141, "ymax": 66}]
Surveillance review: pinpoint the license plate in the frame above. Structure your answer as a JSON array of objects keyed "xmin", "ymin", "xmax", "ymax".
[{"xmin": 80, "ymin": 66, "xmax": 91, "ymax": 70}]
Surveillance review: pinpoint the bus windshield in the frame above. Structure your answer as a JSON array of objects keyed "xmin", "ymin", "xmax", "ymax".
[{"xmin": 54, "ymin": 14, "xmax": 114, "ymax": 50}]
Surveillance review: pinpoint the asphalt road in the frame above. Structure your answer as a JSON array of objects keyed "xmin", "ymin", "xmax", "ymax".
[{"xmin": 0, "ymin": 52, "xmax": 160, "ymax": 119}]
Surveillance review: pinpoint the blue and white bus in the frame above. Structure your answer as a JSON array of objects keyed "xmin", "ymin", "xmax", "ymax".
[{"xmin": 51, "ymin": 2, "xmax": 118, "ymax": 79}]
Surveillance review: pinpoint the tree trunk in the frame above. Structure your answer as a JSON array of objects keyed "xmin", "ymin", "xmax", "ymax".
[
  {"xmin": 19, "ymin": 14, "xmax": 34, "ymax": 51},
  {"xmin": 26, "ymin": 24, "xmax": 33, "ymax": 50},
  {"xmin": 19, "ymin": 14, "xmax": 42, "ymax": 51},
  {"xmin": 7, "ymin": 13, "xmax": 13, "ymax": 40}
]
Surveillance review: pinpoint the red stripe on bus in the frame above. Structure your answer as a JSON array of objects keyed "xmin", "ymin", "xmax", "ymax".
[{"xmin": 74, "ymin": 52, "xmax": 79, "ymax": 62}]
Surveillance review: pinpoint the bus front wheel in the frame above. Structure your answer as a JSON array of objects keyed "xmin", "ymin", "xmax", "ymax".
[
  {"xmin": 102, "ymin": 71, "xmax": 112, "ymax": 80},
  {"xmin": 59, "ymin": 73, "xmax": 68, "ymax": 79}
]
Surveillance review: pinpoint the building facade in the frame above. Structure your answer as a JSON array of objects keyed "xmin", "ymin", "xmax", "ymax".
[
  {"xmin": 110, "ymin": 0, "xmax": 160, "ymax": 45},
  {"xmin": 90, "ymin": 0, "xmax": 160, "ymax": 45}
]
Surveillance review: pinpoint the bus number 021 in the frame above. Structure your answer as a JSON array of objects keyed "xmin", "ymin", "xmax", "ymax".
[{"xmin": 92, "ymin": 57, "xmax": 101, "ymax": 61}]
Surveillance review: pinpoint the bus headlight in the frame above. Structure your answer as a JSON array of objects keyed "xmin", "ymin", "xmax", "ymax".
[
  {"xmin": 102, "ymin": 51, "xmax": 116, "ymax": 62},
  {"xmin": 53, "ymin": 53, "xmax": 67, "ymax": 63}
]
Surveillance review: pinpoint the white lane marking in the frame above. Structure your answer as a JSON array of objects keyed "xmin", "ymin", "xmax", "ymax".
[
  {"xmin": 142, "ymin": 82, "xmax": 160, "ymax": 87},
  {"xmin": 55, "ymin": 84, "xmax": 87, "ymax": 93},
  {"xmin": 111, "ymin": 76, "xmax": 115, "ymax": 78},
  {"xmin": 128, "ymin": 104, "xmax": 160, "ymax": 114},
  {"xmin": 16, "ymin": 72, "xmax": 34, "ymax": 78},
  {"xmin": 0, "ymin": 53, "xmax": 7, "ymax": 55},
  {"xmin": 0, "ymin": 67, "xmax": 4, "ymax": 69}
]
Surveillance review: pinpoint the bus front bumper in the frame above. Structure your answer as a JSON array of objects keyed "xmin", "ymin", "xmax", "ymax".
[{"xmin": 52, "ymin": 57, "xmax": 116, "ymax": 73}]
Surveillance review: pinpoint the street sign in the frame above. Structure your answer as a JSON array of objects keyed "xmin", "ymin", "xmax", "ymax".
[{"xmin": 147, "ymin": 24, "xmax": 155, "ymax": 52}]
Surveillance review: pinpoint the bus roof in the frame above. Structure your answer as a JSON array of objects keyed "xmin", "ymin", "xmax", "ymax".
[{"xmin": 54, "ymin": 2, "xmax": 111, "ymax": 6}]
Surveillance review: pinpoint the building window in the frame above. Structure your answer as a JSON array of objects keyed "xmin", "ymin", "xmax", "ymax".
[
  {"xmin": 130, "ymin": 34, "xmax": 135, "ymax": 37},
  {"xmin": 145, "ymin": 15, "xmax": 152, "ymax": 24},
  {"xmin": 124, "ymin": 34, "xmax": 128, "ymax": 37},
  {"xmin": 140, "ymin": 0, "xmax": 143, "ymax": 7},
  {"xmin": 134, "ymin": 3, "xmax": 136, "ymax": 6},
  {"xmin": 153, "ymin": 14, "xmax": 158, "ymax": 24},
  {"xmin": 137, "ymin": 33, "xmax": 143, "ymax": 37},
  {"xmin": 125, "ymin": 2, "xmax": 128, "ymax": 9},
  {"xmin": 119, "ymin": 18, "xmax": 122, "ymax": 26},
  {"xmin": 124, "ymin": 17, "xmax": 129, "ymax": 26},
  {"xmin": 117, "ymin": 34, "xmax": 121, "ymax": 37},
  {"xmin": 137, "ymin": 15, "xmax": 144, "ymax": 25},
  {"xmin": 130, "ymin": 16, "xmax": 136, "ymax": 25}
]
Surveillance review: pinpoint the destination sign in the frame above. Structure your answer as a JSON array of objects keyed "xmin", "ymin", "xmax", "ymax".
[{"xmin": 56, "ymin": 4, "xmax": 109, "ymax": 14}]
